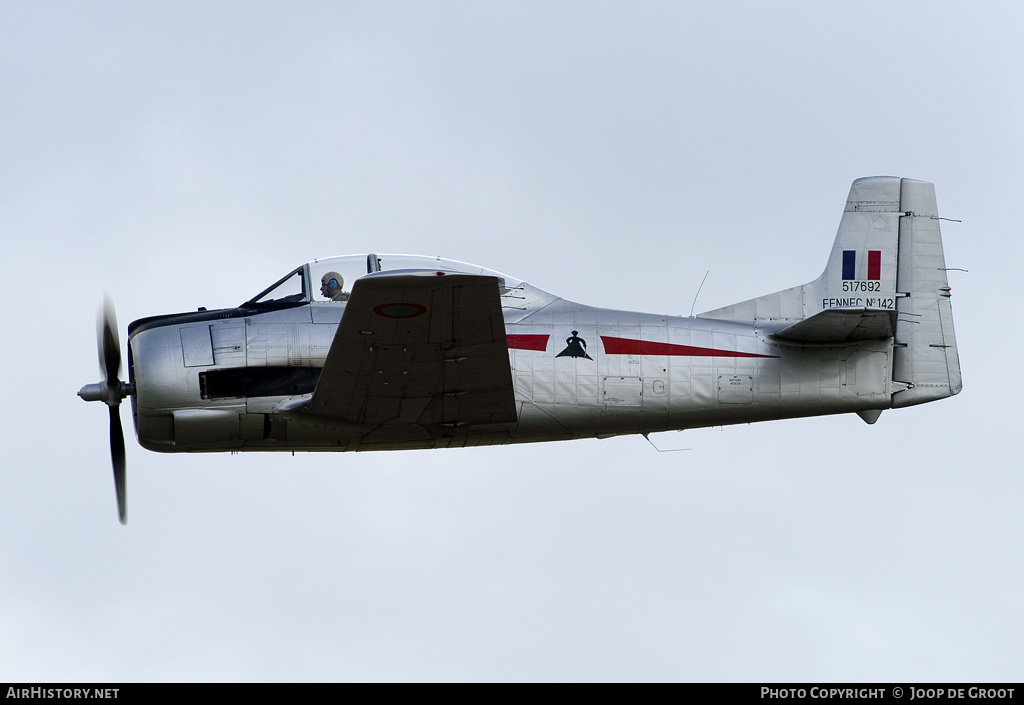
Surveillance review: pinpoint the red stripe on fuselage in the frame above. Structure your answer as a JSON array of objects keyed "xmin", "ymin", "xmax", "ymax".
[
  {"xmin": 506, "ymin": 334, "xmax": 550, "ymax": 351},
  {"xmin": 600, "ymin": 336, "xmax": 777, "ymax": 358}
]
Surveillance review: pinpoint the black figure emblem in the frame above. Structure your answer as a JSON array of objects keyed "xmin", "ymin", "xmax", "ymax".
[{"xmin": 556, "ymin": 330, "xmax": 592, "ymax": 360}]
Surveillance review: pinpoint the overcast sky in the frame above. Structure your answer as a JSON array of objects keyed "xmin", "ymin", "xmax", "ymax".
[{"xmin": 2, "ymin": 0, "xmax": 1022, "ymax": 682}]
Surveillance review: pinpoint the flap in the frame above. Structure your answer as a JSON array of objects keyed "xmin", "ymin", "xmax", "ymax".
[
  {"xmin": 771, "ymin": 307, "xmax": 896, "ymax": 343},
  {"xmin": 301, "ymin": 271, "xmax": 517, "ymax": 428}
]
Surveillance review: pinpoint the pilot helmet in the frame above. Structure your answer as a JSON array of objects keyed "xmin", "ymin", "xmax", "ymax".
[{"xmin": 321, "ymin": 272, "xmax": 344, "ymax": 290}]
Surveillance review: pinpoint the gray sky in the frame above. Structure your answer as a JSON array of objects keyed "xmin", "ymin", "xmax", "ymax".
[{"xmin": 2, "ymin": 0, "xmax": 1021, "ymax": 681}]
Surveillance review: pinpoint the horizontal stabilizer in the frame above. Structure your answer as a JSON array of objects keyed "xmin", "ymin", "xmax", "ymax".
[{"xmin": 771, "ymin": 307, "xmax": 896, "ymax": 344}]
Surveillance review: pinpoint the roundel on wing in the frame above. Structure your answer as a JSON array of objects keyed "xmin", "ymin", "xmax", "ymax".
[{"xmin": 372, "ymin": 302, "xmax": 429, "ymax": 319}]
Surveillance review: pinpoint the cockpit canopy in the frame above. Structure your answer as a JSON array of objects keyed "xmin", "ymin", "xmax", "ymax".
[{"xmin": 246, "ymin": 254, "xmax": 527, "ymax": 306}]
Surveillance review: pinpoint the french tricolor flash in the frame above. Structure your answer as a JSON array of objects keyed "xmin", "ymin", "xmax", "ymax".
[{"xmin": 842, "ymin": 250, "xmax": 881, "ymax": 280}]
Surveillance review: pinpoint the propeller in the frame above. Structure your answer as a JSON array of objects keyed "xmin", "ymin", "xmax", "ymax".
[{"xmin": 79, "ymin": 297, "xmax": 134, "ymax": 525}]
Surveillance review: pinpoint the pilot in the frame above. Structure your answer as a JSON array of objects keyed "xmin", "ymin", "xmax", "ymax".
[{"xmin": 320, "ymin": 272, "xmax": 350, "ymax": 302}]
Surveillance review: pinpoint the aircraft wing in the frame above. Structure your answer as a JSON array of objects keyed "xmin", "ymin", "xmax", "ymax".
[
  {"xmin": 303, "ymin": 271, "xmax": 518, "ymax": 429},
  {"xmin": 771, "ymin": 307, "xmax": 897, "ymax": 343}
]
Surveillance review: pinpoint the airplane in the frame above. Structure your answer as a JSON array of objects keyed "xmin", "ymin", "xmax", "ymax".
[{"xmin": 80, "ymin": 176, "xmax": 962, "ymax": 524}]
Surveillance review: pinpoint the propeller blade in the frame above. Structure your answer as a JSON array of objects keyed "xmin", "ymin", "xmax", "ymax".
[
  {"xmin": 88, "ymin": 296, "xmax": 129, "ymax": 525},
  {"xmin": 98, "ymin": 295, "xmax": 121, "ymax": 385},
  {"xmin": 109, "ymin": 405, "xmax": 127, "ymax": 525}
]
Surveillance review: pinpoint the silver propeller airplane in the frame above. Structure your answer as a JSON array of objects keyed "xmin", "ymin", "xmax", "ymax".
[{"xmin": 81, "ymin": 177, "xmax": 962, "ymax": 524}]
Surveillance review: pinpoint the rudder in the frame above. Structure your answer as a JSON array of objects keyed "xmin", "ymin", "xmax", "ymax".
[{"xmin": 891, "ymin": 179, "xmax": 962, "ymax": 406}]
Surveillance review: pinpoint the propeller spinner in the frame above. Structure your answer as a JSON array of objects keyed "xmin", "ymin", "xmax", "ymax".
[{"xmin": 78, "ymin": 297, "xmax": 134, "ymax": 524}]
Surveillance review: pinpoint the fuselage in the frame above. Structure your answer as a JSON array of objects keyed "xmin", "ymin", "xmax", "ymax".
[{"xmin": 127, "ymin": 255, "xmax": 895, "ymax": 453}]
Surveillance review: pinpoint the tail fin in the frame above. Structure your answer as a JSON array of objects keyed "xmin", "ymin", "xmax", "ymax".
[{"xmin": 699, "ymin": 176, "xmax": 962, "ymax": 405}]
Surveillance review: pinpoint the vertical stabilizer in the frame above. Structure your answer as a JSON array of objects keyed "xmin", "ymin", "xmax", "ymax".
[
  {"xmin": 813, "ymin": 176, "xmax": 902, "ymax": 316},
  {"xmin": 698, "ymin": 176, "xmax": 904, "ymax": 323}
]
